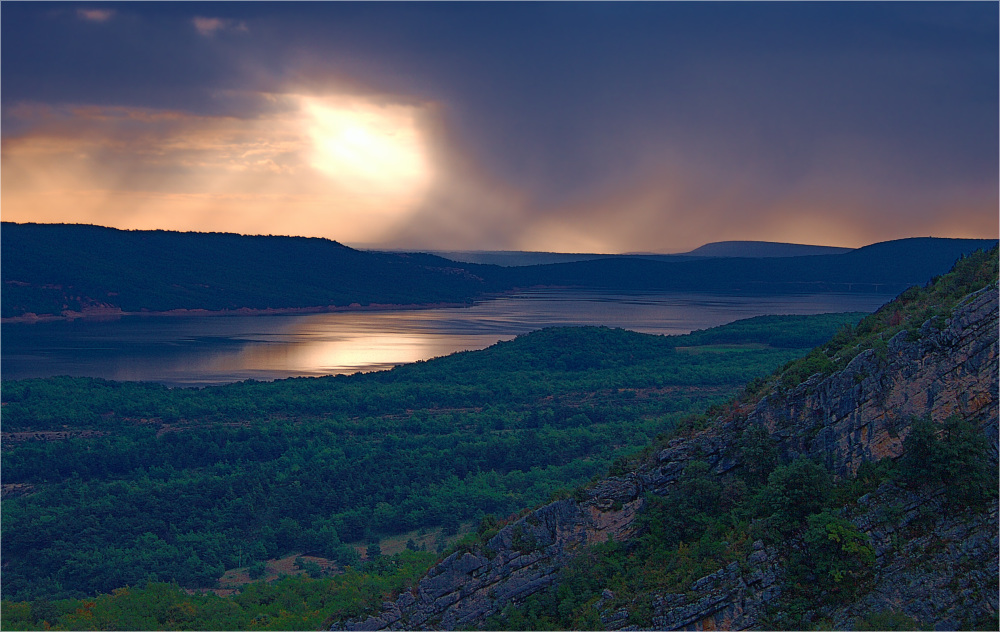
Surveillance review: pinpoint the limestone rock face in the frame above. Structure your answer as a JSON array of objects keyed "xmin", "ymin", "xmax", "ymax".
[
  {"xmin": 757, "ymin": 285, "xmax": 999, "ymax": 477},
  {"xmin": 645, "ymin": 548, "xmax": 782, "ymax": 631},
  {"xmin": 338, "ymin": 499, "xmax": 642, "ymax": 630},
  {"xmin": 831, "ymin": 482, "xmax": 999, "ymax": 629},
  {"xmin": 644, "ymin": 285, "xmax": 998, "ymax": 492},
  {"xmin": 333, "ymin": 285, "xmax": 999, "ymax": 631}
]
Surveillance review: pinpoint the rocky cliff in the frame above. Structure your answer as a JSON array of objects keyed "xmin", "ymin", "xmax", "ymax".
[{"xmin": 335, "ymin": 278, "xmax": 998, "ymax": 631}]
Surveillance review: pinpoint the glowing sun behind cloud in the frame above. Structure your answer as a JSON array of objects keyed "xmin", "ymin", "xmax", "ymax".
[{"xmin": 300, "ymin": 95, "xmax": 433, "ymax": 214}]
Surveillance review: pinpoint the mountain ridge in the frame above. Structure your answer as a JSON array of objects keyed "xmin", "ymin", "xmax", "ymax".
[
  {"xmin": 333, "ymin": 248, "xmax": 999, "ymax": 631},
  {"xmin": 2, "ymin": 222, "xmax": 995, "ymax": 320}
]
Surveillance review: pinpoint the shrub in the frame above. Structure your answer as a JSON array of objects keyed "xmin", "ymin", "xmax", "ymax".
[
  {"xmin": 855, "ymin": 610, "xmax": 929, "ymax": 631},
  {"xmin": 638, "ymin": 460, "xmax": 726, "ymax": 550},
  {"xmin": 800, "ymin": 509, "xmax": 875, "ymax": 587},
  {"xmin": 476, "ymin": 514, "xmax": 502, "ymax": 544},
  {"xmin": 753, "ymin": 458, "xmax": 833, "ymax": 538},
  {"xmin": 737, "ymin": 423, "xmax": 777, "ymax": 485},
  {"xmin": 510, "ymin": 524, "xmax": 540, "ymax": 554},
  {"xmin": 248, "ymin": 561, "xmax": 267, "ymax": 579},
  {"xmin": 899, "ymin": 415, "xmax": 997, "ymax": 509}
]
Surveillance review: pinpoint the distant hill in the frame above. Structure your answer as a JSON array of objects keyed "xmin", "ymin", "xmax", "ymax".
[
  {"xmin": 508, "ymin": 237, "xmax": 998, "ymax": 295},
  {"xmin": 416, "ymin": 240, "xmax": 850, "ymax": 266},
  {"xmin": 682, "ymin": 240, "xmax": 852, "ymax": 258},
  {"xmin": 2, "ymin": 222, "xmax": 995, "ymax": 319},
  {"xmin": 413, "ymin": 250, "xmax": 616, "ymax": 267}
]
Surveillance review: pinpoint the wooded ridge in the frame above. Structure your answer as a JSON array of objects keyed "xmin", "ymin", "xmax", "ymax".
[{"xmin": 2, "ymin": 222, "xmax": 995, "ymax": 319}]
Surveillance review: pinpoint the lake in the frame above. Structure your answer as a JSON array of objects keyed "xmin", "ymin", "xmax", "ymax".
[{"xmin": 1, "ymin": 289, "xmax": 896, "ymax": 386}]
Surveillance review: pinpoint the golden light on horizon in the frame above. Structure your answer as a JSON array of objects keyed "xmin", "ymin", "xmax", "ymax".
[
  {"xmin": 0, "ymin": 93, "xmax": 443, "ymax": 244},
  {"xmin": 1, "ymin": 96, "xmax": 995, "ymax": 252}
]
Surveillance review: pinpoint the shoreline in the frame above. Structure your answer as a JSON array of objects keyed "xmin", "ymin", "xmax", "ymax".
[
  {"xmin": 0, "ymin": 284, "xmax": 899, "ymax": 325},
  {"xmin": 0, "ymin": 300, "xmax": 488, "ymax": 325}
]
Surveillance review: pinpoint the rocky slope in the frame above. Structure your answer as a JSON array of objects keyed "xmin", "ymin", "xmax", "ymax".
[{"xmin": 335, "ymin": 278, "xmax": 999, "ymax": 631}]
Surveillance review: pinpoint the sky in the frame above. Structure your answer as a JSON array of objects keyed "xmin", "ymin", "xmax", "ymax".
[{"xmin": 2, "ymin": 2, "xmax": 997, "ymax": 253}]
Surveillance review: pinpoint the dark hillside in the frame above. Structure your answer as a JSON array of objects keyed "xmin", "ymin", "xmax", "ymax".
[
  {"xmin": 1, "ymin": 223, "xmax": 504, "ymax": 318},
  {"xmin": 2, "ymin": 222, "xmax": 993, "ymax": 319},
  {"xmin": 335, "ymin": 246, "xmax": 999, "ymax": 631},
  {"xmin": 510, "ymin": 237, "xmax": 997, "ymax": 294}
]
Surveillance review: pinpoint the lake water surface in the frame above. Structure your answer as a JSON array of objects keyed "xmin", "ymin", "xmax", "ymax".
[{"xmin": 2, "ymin": 290, "xmax": 895, "ymax": 386}]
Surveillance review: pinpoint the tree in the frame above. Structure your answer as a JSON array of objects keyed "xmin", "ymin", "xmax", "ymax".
[
  {"xmin": 755, "ymin": 458, "xmax": 833, "ymax": 537},
  {"xmin": 900, "ymin": 415, "xmax": 997, "ymax": 509}
]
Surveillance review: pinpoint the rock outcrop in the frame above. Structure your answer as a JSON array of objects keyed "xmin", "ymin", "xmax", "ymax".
[
  {"xmin": 335, "ymin": 283, "xmax": 999, "ymax": 631},
  {"xmin": 340, "ymin": 498, "xmax": 643, "ymax": 630}
]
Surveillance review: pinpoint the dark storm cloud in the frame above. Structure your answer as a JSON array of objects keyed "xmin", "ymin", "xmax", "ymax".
[{"xmin": 2, "ymin": 1, "xmax": 996, "ymax": 251}]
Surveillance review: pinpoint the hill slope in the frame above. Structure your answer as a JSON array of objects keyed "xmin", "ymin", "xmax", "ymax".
[
  {"xmin": 683, "ymin": 240, "xmax": 852, "ymax": 258},
  {"xmin": 0, "ymin": 311, "xmax": 867, "ymax": 603},
  {"xmin": 507, "ymin": 237, "xmax": 998, "ymax": 295},
  {"xmin": 335, "ymin": 248, "xmax": 999, "ymax": 631},
  {"xmin": 0, "ymin": 223, "xmax": 502, "ymax": 318}
]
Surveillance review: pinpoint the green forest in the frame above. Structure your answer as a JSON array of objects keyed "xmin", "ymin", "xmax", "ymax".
[
  {"xmin": 0, "ymin": 552, "xmax": 439, "ymax": 631},
  {"xmin": 1, "ymin": 312, "xmax": 864, "ymax": 618},
  {"xmin": 3, "ymin": 247, "xmax": 996, "ymax": 630},
  {"xmin": 0, "ymin": 223, "xmax": 504, "ymax": 317}
]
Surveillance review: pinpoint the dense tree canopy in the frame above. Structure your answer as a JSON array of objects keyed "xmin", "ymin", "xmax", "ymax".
[{"xmin": 1, "ymin": 313, "xmax": 862, "ymax": 601}]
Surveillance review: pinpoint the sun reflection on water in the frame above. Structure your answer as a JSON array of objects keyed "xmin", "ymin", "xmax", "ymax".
[{"xmin": 2, "ymin": 290, "xmax": 898, "ymax": 386}]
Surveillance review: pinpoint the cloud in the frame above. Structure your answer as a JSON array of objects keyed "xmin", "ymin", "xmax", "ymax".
[
  {"xmin": 3, "ymin": 0, "xmax": 996, "ymax": 253},
  {"xmin": 193, "ymin": 16, "xmax": 248, "ymax": 37},
  {"xmin": 1, "ymin": 92, "xmax": 444, "ymax": 245},
  {"xmin": 6, "ymin": 87, "xmax": 994, "ymax": 255},
  {"xmin": 5, "ymin": 2, "xmax": 995, "ymax": 254},
  {"xmin": 381, "ymin": 116, "xmax": 999, "ymax": 254},
  {"xmin": 76, "ymin": 8, "xmax": 115, "ymax": 23}
]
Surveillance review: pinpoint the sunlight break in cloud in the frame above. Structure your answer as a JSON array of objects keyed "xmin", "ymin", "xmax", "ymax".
[
  {"xmin": 299, "ymin": 95, "xmax": 433, "ymax": 209},
  {"xmin": 1, "ymin": 93, "xmax": 439, "ymax": 245},
  {"xmin": 193, "ymin": 17, "xmax": 248, "ymax": 37},
  {"xmin": 76, "ymin": 8, "xmax": 115, "ymax": 23}
]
